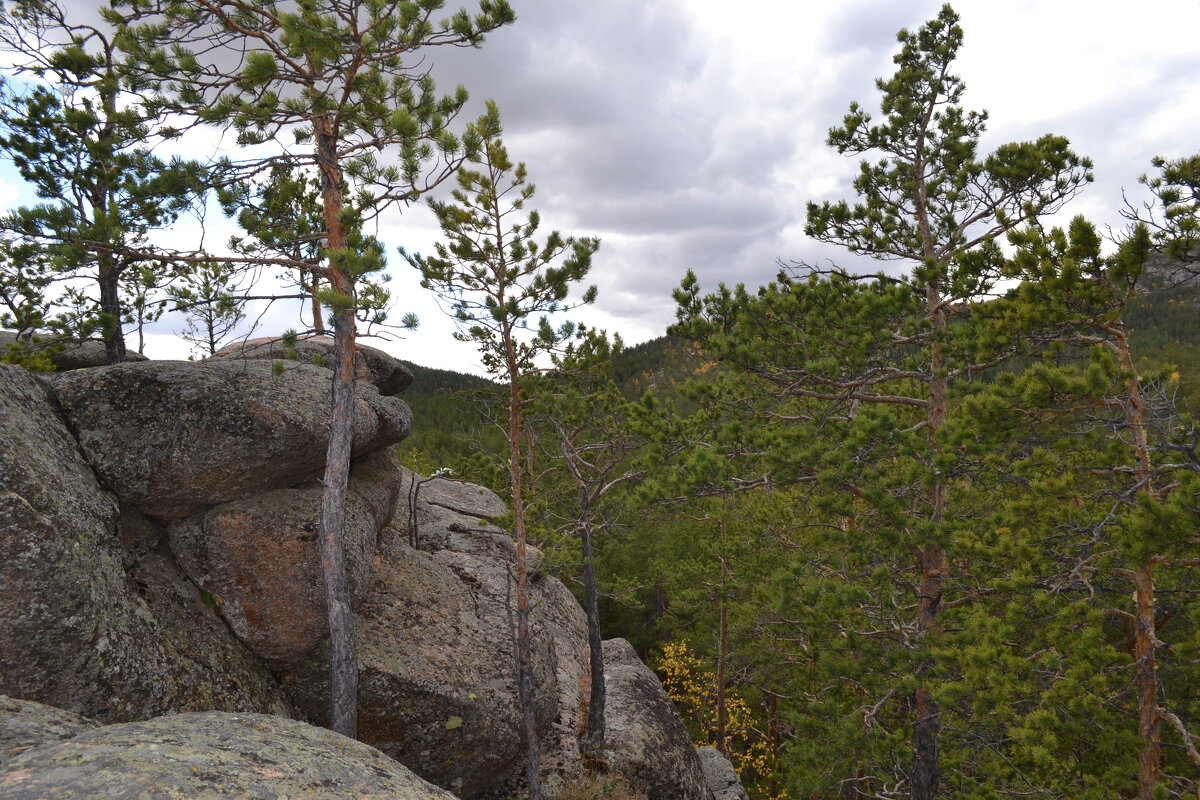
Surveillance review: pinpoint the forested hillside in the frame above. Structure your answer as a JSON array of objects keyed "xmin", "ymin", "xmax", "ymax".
[{"xmin": 391, "ymin": 8, "xmax": 1200, "ymax": 798}]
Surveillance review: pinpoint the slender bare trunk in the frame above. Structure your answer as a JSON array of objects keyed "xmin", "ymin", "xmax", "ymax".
[
  {"xmin": 579, "ymin": 481, "xmax": 606, "ymax": 753},
  {"xmin": 714, "ymin": 511, "xmax": 731, "ymax": 754},
  {"xmin": 910, "ymin": 275, "xmax": 947, "ymax": 800},
  {"xmin": 315, "ymin": 116, "xmax": 358, "ymax": 739},
  {"xmin": 506, "ymin": 347, "xmax": 542, "ymax": 800},
  {"xmin": 1114, "ymin": 324, "xmax": 1152, "ymax": 492},
  {"xmin": 1114, "ymin": 324, "xmax": 1161, "ymax": 797},
  {"xmin": 1133, "ymin": 566, "xmax": 1161, "ymax": 799}
]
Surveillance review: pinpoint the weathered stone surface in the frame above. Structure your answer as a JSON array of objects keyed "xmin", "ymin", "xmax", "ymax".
[
  {"xmin": 287, "ymin": 510, "xmax": 584, "ymax": 799},
  {"xmin": 0, "ymin": 364, "xmax": 291, "ymax": 723},
  {"xmin": 47, "ymin": 359, "xmax": 412, "ymax": 519},
  {"xmin": 390, "ymin": 473, "xmax": 573, "ymax": 794},
  {"xmin": 211, "ymin": 334, "xmax": 414, "ymax": 395},
  {"xmin": 0, "ymin": 711, "xmax": 457, "ymax": 800},
  {"xmin": 167, "ymin": 486, "xmax": 381, "ymax": 672},
  {"xmin": 696, "ymin": 746, "xmax": 749, "ymax": 800},
  {"xmin": 403, "ymin": 468, "xmax": 508, "ymax": 519},
  {"xmin": 601, "ymin": 639, "xmax": 714, "ymax": 800},
  {"xmin": 0, "ymin": 330, "xmax": 147, "ymax": 370},
  {"xmin": 0, "ymin": 697, "xmax": 98, "ymax": 768},
  {"xmin": 397, "ymin": 472, "xmax": 543, "ymax": 575}
]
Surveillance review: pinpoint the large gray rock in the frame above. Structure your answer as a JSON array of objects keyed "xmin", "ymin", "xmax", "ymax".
[
  {"xmin": 165, "ymin": 448, "xmax": 404, "ymax": 672},
  {"xmin": 287, "ymin": 524, "xmax": 566, "ymax": 799},
  {"xmin": 211, "ymin": 334, "xmax": 414, "ymax": 395},
  {"xmin": 285, "ymin": 476, "xmax": 588, "ymax": 800},
  {"xmin": 601, "ymin": 639, "xmax": 714, "ymax": 800},
  {"xmin": 0, "ymin": 696, "xmax": 99, "ymax": 768},
  {"xmin": 0, "ymin": 710, "xmax": 457, "ymax": 800},
  {"xmin": 0, "ymin": 364, "xmax": 292, "ymax": 723},
  {"xmin": 47, "ymin": 359, "xmax": 412, "ymax": 520},
  {"xmin": 394, "ymin": 473, "xmax": 578, "ymax": 794},
  {"xmin": 405, "ymin": 469, "xmax": 508, "ymax": 519},
  {"xmin": 696, "ymin": 746, "xmax": 750, "ymax": 800},
  {"xmin": 398, "ymin": 469, "xmax": 543, "ymax": 574}
]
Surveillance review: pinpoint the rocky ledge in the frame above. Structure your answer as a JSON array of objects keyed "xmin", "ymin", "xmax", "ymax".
[{"xmin": 0, "ymin": 354, "xmax": 744, "ymax": 799}]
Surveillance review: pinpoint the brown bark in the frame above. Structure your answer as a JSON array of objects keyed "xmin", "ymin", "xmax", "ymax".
[
  {"xmin": 98, "ymin": 256, "xmax": 127, "ymax": 365},
  {"xmin": 578, "ymin": 481, "xmax": 606, "ymax": 754},
  {"xmin": 715, "ymin": 520, "xmax": 730, "ymax": 756},
  {"xmin": 1134, "ymin": 566, "xmax": 1161, "ymax": 800},
  {"xmin": 310, "ymin": 269, "xmax": 326, "ymax": 334},
  {"xmin": 912, "ymin": 686, "xmax": 941, "ymax": 800},
  {"xmin": 911, "ymin": 269, "xmax": 947, "ymax": 800},
  {"xmin": 1114, "ymin": 325, "xmax": 1161, "ymax": 798},
  {"xmin": 314, "ymin": 115, "xmax": 358, "ymax": 739}
]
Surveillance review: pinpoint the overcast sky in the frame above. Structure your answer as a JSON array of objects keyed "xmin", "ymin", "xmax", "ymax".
[{"xmin": 4, "ymin": 0, "xmax": 1199, "ymax": 375}]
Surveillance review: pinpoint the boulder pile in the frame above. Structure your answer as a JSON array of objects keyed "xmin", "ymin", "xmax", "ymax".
[{"xmin": 0, "ymin": 343, "xmax": 740, "ymax": 799}]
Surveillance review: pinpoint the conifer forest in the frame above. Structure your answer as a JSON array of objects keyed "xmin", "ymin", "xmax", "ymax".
[{"xmin": 2, "ymin": 1, "xmax": 1200, "ymax": 798}]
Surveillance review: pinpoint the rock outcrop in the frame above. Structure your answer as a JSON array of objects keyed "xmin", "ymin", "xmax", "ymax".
[
  {"xmin": 211, "ymin": 334, "xmax": 414, "ymax": 395},
  {"xmin": 697, "ymin": 746, "xmax": 750, "ymax": 800},
  {"xmin": 285, "ymin": 471, "xmax": 587, "ymax": 799},
  {"xmin": 0, "ymin": 696, "xmax": 99, "ymax": 768},
  {"xmin": 601, "ymin": 638, "xmax": 715, "ymax": 800},
  {"xmin": 47, "ymin": 359, "xmax": 412, "ymax": 519},
  {"xmin": 167, "ymin": 485, "xmax": 383, "ymax": 672},
  {"xmin": 0, "ymin": 364, "xmax": 292, "ymax": 723},
  {"xmin": 0, "ymin": 355, "xmax": 727, "ymax": 800},
  {"xmin": 0, "ymin": 705, "xmax": 456, "ymax": 800}
]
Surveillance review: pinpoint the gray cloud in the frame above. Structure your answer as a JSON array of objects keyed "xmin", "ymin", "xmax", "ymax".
[{"xmin": 8, "ymin": 1, "xmax": 1199, "ymax": 374}]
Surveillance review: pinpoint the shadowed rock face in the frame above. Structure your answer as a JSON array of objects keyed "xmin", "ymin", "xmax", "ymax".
[
  {"xmin": 211, "ymin": 334, "xmax": 414, "ymax": 395},
  {"xmin": 0, "ymin": 709, "xmax": 457, "ymax": 800},
  {"xmin": 47, "ymin": 359, "xmax": 412, "ymax": 520},
  {"xmin": 0, "ymin": 365, "xmax": 292, "ymax": 723},
  {"xmin": 697, "ymin": 747, "xmax": 750, "ymax": 800},
  {"xmin": 602, "ymin": 639, "xmax": 715, "ymax": 800}
]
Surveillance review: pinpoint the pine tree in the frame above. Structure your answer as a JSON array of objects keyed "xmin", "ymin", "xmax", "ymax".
[
  {"xmin": 404, "ymin": 102, "xmax": 598, "ymax": 798},
  {"xmin": 0, "ymin": 0, "xmax": 205, "ymax": 364},
  {"xmin": 168, "ymin": 259, "xmax": 247, "ymax": 357},
  {"xmin": 675, "ymin": 6, "xmax": 1092, "ymax": 797},
  {"xmin": 527, "ymin": 330, "xmax": 644, "ymax": 755}
]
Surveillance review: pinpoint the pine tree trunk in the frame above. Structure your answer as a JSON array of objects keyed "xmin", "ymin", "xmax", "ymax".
[
  {"xmin": 911, "ymin": 274, "xmax": 947, "ymax": 800},
  {"xmin": 1114, "ymin": 325, "xmax": 1153, "ymax": 491},
  {"xmin": 98, "ymin": 256, "xmax": 126, "ymax": 365},
  {"xmin": 1134, "ymin": 565, "xmax": 1161, "ymax": 800},
  {"xmin": 315, "ymin": 117, "xmax": 358, "ymax": 739},
  {"xmin": 579, "ymin": 484, "xmax": 606, "ymax": 754},
  {"xmin": 715, "ymin": 514, "xmax": 730, "ymax": 756},
  {"xmin": 1116, "ymin": 324, "xmax": 1160, "ymax": 798},
  {"xmin": 311, "ymin": 270, "xmax": 326, "ymax": 335},
  {"xmin": 507, "ymin": 350, "xmax": 542, "ymax": 800}
]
